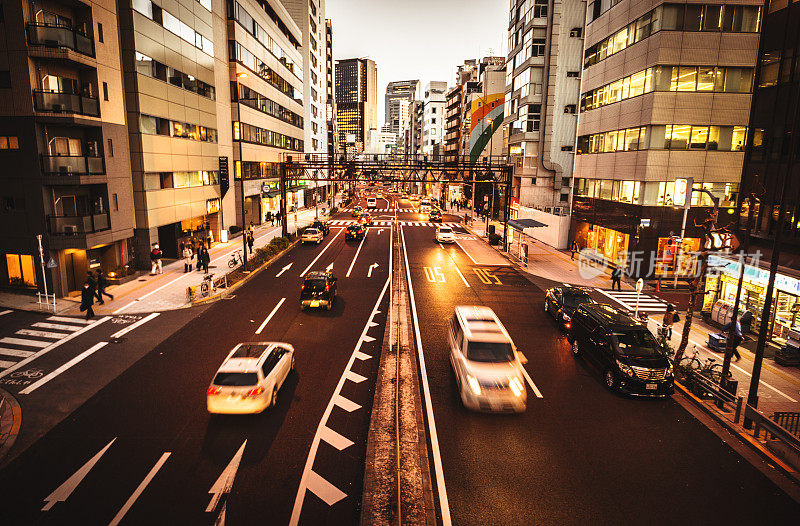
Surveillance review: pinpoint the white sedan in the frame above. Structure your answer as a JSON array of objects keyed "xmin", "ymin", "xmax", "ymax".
[
  {"xmin": 207, "ymin": 342, "xmax": 295, "ymax": 414},
  {"xmin": 435, "ymin": 226, "xmax": 456, "ymax": 243},
  {"xmin": 301, "ymin": 227, "xmax": 323, "ymax": 244}
]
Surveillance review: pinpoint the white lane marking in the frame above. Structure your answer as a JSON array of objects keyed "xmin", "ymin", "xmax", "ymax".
[
  {"xmin": 0, "ymin": 317, "xmax": 110, "ymax": 380},
  {"xmin": 0, "ymin": 337, "xmax": 51, "ymax": 348},
  {"xmin": 290, "ymin": 275, "xmax": 391, "ymax": 525},
  {"xmin": 275, "ymin": 262, "xmax": 293, "ymax": 277},
  {"xmin": 206, "ymin": 440, "xmax": 247, "ymax": 513},
  {"xmin": 109, "ymin": 312, "xmax": 160, "ymax": 339},
  {"xmin": 20, "ymin": 342, "xmax": 109, "ymax": 394},
  {"xmin": 320, "ymin": 426, "xmax": 354, "ymax": 451},
  {"xmin": 521, "ymin": 367, "xmax": 544, "ymax": 398},
  {"xmin": 0, "ymin": 360, "xmax": 14, "ymax": 368},
  {"xmin": 255, "ymin": 298, "xmax": 286, "ymax": 335},
  {"xmin": 453, "ymin": 238, "xmax": 478, "ymax": 264},
  {"xmin": 400, "ymin": 225, "xmax": 452, "ymax": 526},
  {"xmin": 346, "ymin": 229, "xmax": 368, "ymax": 278},
  {"xmin": 300, "ymin": 228, "xmax": 344, "ymax": 277},
  {"xmin": 306, "ymin": 470, "xmax": 347, "ymax": 506},
  {"xmin": 108, "ymin": 452, "xmax": 171, "ymax": 526},
  {"xmin": 361, "ymin": 335, "xmax": 376, "ymax": 343},
  {"xmin": 354, "ymin": 351, "xmax": 371, "ymax": 361},
  {"xmin": 31, "ymin": 322, "xmax": 80, "ymax": 332},
  {"xmin": 16, "ymin": 329, "xmax": 67, "ymax": 339},
  {"xmin": 47, "ymin": 316, "xmax": 93, "ymax": 324},
  {"xmin": 345, "ymin": 370, "xmax": 367, "ymax": 383},
  {"xmin": 42, "ymin": 437, "xmax": 117, "ymax": 511},
  {"xmin": 0, "ymin": 347, "xmax": 36, "ymax": 358},
  {"xmin": 452, "ymin": 263, "xmax": 470, "ymax": 288},
  {"xmin": 0, "ymin": 309, "xmax": 12, "ymax": 316}
]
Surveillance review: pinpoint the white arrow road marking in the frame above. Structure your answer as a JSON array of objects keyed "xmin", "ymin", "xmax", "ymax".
[
  {"xmin": 325, "ymin": 262, "xmax": 334, "ymax": 272},
  {"xmin": 109, "ymin": 312, "xmax": 160, "ymax": 339},
  {"xmin": 255, "ymin": 298, "xmax": 286, "ymax": 334},
  {"xmin": 320, "ymin": 426, "xmax": 354, "ymax": 451},
  {"xmin": 306, "ymin": 471, "xmax": 347, "ymax": 506},
  {"xmin": 206, "ymin": 440, "xmax": 247, "ymax": 512},
  {"xmin": 345, "ymin": 371, "xmax": 367, "ymax": 383},
  {"xmin": 367, "ymin": 263, "xmax": 379, "ymax": 277},
  {"xmin": 300, "ymin": 228, "xmax": 344, "ymax": 277},
  {"xmin": 215, "ymin": 502, "xmax": 226, "ymax": 526},
  {"xmin": 275, "ymin": 262, "xmax": 293, "ymax": 277},
  {"xmin": 20, "ymin": 342, "xmax": 109, "ymax": 395},
  {"xmin": 109, "ymin": 452, "xmax": 171, "ymax": 526},
  {"xmin": 42, "ymin": 438, "xmax": 117, "ymax": 511}
]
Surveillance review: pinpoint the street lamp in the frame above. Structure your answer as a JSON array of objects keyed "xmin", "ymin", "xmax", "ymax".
[{"xmin": 236, "ymin": 72, "xmax": 249, "ymax": 271}]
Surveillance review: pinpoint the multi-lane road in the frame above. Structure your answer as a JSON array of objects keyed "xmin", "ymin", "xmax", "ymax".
[{"xmin": 0, "ymin": 191, "xmax": 798, "ymax": 525}]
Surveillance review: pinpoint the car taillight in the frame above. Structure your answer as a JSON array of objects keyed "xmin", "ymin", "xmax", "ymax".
[
  {"xmin": 245, "ymin": 387, "xmax": 264, "ymax": 397},
  {"xmin": 207, "ymin": 386, "xmax": 220, "ymax": 395},
  {"xmin": 301, "ymin": 283, "xmax": 305, "ymax": 290},
  {"xmin": 325, "ymin": 283, "xmax": 330, "ymax": 291}
]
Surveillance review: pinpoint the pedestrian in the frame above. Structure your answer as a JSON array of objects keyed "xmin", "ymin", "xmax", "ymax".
[
  {"xmin": 247, "ymin": 231, "xmax": 255, "ymax": 254},
  {"xmin": 150, "ymin": 243, "xmax": 163, "ymax": 275},
  {"xmin": 80, "ymin": 280, "xmax": 95, "ymax": 320},
  {"xmin": 96, "ymin": 268, "xmax": 114, "ymax": 304},
  {"xmin": 249, "ymin": 221, "xmax": 255, "ymax": 234},
  {"xmin": 182, "ymin": 243, "xmax": 193, "ymax": 273},
  {"xmin": 570, "ymin": 240, "xmax": 578, "ymax": 260},
  {"xmin": 611, "ymin": 267, "xmax": 622, "ymax": 291},
  {"xmin": 201, "ymin": 244, "xmax": 211, "ymax": 274},
  {"xmin": 723, "ymin": 317, "xmax": 743, "ymax": 361},
  {"xmin": 740, "ymin": 310, "xmax": 754, "ymax": 338},
  {"xmin": 86, "ymin": 270, "xmax": 99, "ymax": 301},
  {"xmin": 662, "ymin": 304, "xmax": 678, "ymax": 339}
]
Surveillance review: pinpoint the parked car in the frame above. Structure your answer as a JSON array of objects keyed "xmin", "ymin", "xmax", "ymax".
[
  {"xmin": 206, "ymin": 342, "xmax": 295, "ymax": 414},
  {"xmin": 311, "ymin": 220, "xmax": 330, "ymax": 236},
  {"xmin": 448, "ymin": 306, "xmax": 527, "ymax": 413},
  {"xmin": 301, "ymin": 227, "xmax": 323, "ymax": 244},
  {"xmin": 346, "ymin": 223, "xmax": 366, "ymax": 241},
  {"xmin": 300, "ymin": 271, "xmax": 337, "ymax": 310},
  {"xmin": 544, "ymin": 286, "xmax": 595, "ymax": 330},
  {"xmin": 568, "ymin": 303, "xmax": 674, "ymax": 397},
  {"xmin": 429, "ymin": 209, "xmax": 443, "ymax": 222},
  {"xmin": 435, "ymin": 226, "xmax": 455, "ymax": 243},
  {"xmin": 351, "ymin": 205, "xmax": 363, "ymax": 217}
]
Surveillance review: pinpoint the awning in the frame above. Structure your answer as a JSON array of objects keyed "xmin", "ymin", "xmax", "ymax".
[
  {"xmin": 262, "ymin": 191, "xmax": 280, "ymax": 198},
  {"xmin": 508, "ymin": 218, "xmax": 547, "ymax": 231}
]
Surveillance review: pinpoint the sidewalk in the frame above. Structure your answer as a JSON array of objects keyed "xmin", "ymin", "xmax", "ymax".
[
  {"xmin": 459, "ymin": 211, "xmax": 800, "ymax": 416},
  {"xmin": 0, "ymin": 208, "xmax": 321, "ymax": 316}
]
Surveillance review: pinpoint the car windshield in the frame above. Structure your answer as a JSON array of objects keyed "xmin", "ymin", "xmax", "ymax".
[
  {"xmin": 438, "ymin": 227, "xmax": 452, "ymax": 233},
  {"xmin": 563, "ymin": 291, "xmax": 591, "ymax": 308},
  {"xmin": 612, "ymin": 330, "xmax": 662, "ymax": 357},
  {"xmin": 466, "ymin": 341, "xmax": 514, "ymax": 363},
  {"xmin": 347, "ymin": 225, "xmax": 360, "ymax": 231},
  {"xmin": 305, "ymin": 229, "xmax": 318, "ymax": 235},
  {"xmin": 304, "ymin": 279, "xmax": 327, "ymax": 292},
  {"xmin": 213, "ymin": 372, "xmax": 258, "ymax": 386}
]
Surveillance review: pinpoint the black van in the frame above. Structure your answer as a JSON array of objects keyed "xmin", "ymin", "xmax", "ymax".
[
  {"xmin": 300, "ymin": 271, "xmax": 337, "ymax": 310},
  {"xmin": 568, "ymin": 303, "xmax": 674, "ymax": 397}
]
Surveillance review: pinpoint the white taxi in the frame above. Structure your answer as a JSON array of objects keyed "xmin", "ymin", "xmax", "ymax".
[
  {"xmin": 301, "ymin": 227, "xmax": 323, "ymax": 244},
  {"xmin": 435, "ymin": 226, "xmax": 455, "ymax": 243},
  {"xmin": 207, "ymin": 342, "xmax": 295, "ymax": 414}
]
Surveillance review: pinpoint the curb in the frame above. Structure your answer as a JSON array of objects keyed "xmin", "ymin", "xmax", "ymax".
[
  {"xmin": 674, "ymin": 381, "xmax": 800, "ymax": 484},
  {"xmin": 191, "ymin": 240, "xmax": 301, "ymax": 306},
  {"xmin": 0, "ymin": 388, "xmax": 22, "ymax": 463}
]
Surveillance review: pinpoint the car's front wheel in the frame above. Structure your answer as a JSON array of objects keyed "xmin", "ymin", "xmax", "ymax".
[
  {"xmin": 571, "ymin": 339, "xmax": 580, "ymax": 356},
  {"xmin": 270, "ymin": 386, "xmax": 278, "ymax": 407}
]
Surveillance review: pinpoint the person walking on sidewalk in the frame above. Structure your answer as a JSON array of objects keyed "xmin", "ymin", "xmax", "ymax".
[
  {"xmin": 150, "ymin": 244, "xmax": 163, "ymax": 275},
  {"xmin": 247, "ymin": 231, "xmax": 255, "ymax": 254},
  {"xmin": 723, "ymin": 317, "xmax": 743, "ymax": 361},
  {"xmin": 570, "ymin": 240, "xmax": 578, "ymax": 260},
  {"xmin": 662, "ymin": 304, "xmax": 678, "ymax": 339},
  {"xmin": 182, "ymin": 243, "xmax": 193, "ymax": 273},
  {"xmin": 86, "ymin": 270, "xmax": 99, "ymax": 302},
  {"xmin": 200, "ymin": 244, "xmax": 211, "ymax": 274},
  {"xmin": 80, "ymin": 281, "xmax": 95, "ymax": 320},
  {"xmin": 96, "ymin": 268, "xmax": 114, "ymax": 304},
  {"xmin": 611, "ymin": 267, "xmax": 622, "ymax": 291},
  {"xmin": 740, "ymin": 310, "xmax": 754, "ymax": 339}
]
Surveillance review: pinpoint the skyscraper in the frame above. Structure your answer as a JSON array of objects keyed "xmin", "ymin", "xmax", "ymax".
[
  {"xmin": 335, "ymin": 58, "xmax": 377, "ymax": 153},
  {"xmin": 385, "ymin": 80, "xmax": 420, "ymax": 138},
  {"xmin": 325, "ymin": 20, "xmax": 338, "ymax": 156}
]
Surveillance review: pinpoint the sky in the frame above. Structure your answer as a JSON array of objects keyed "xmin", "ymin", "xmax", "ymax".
[{"xmin": 326, "ymin": 0, "xmax": 508, "ymax": 127}]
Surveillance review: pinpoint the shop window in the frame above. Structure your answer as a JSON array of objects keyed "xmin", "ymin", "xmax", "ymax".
[{"xmin": 6, "ymin": 254, "xmax": 36, "ymax": 286}]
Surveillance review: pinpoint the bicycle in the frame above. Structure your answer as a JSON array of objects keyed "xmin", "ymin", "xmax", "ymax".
[
  {"xmin": 199, "ymin": 273, "xmax": 214, "ymax": 298},
  {"xmin": 679, "ymin": 347, "xmax": 727, "ymax": 383},
  {"xmin": 228, "ymin": 250, "xmax": 243, "ymax": 268}
]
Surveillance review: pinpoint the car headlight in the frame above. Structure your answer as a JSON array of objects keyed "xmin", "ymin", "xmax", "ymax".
[
  {"xmin": 665, "ymin": 362, "xmax": 674, "ymax": 377},
  {"xmin": 616, "ymin": 359, "xmax": 635, "ymax": 378},
  {"xmin": 509, "ymin": 376, "xmax": 524, "ymax": 397},
  {"xmin": 466, "ymin": 375, "xmax": 481, "ymax": 396}
]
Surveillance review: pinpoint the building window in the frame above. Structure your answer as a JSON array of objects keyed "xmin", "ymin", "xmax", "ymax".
[
  {"xmin": 107, "ymin": 138, "xmax": 113, "ymax": 157},
  {"xmin": 6, "ymin": 254, "xmax": 36, "ymax": 287},
  {"xmin": 567, "ymin": 71, "xmax": 580, "ymax": 78},
  {"xmin": 112, "ymin": 193, "xmax": 118, "ymax": 211},
  {"xmin": 569, "ymin": 27, "xmax": 582, "ymax": 38},
  {"xmin": 564, "ymin": 104, "xmax": 576, "ymax": 114},
  {"xmin": 560, "ymin": 193, "xmax": 569, "ymax": 202},
  {"xmin": 561, "ymin": 145, "xmax": 574, "ymax": 151},
  {"xmin": 97, "ymin": 22, "xmax": 104, "ymax": 43},
  {"xmin": 0, "ymin": 136, "xmax": 19, "ymax": 149},
  {"xmin": 102, "ymin": 82, "xmax": 109, "ymax": 101}
]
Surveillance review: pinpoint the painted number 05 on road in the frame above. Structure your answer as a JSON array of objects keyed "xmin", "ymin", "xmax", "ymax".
[{"xmin": 423, "ymin": 266, "xmax": 446, "ymax": 283}]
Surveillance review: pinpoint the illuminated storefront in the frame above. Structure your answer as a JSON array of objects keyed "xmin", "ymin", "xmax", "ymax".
[{"xmin": 574, "ymin": 222, "xmax": 630, "ymax": 266}]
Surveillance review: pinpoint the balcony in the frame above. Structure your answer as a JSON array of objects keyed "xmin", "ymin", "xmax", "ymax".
[
  {"xmin": 42, "ymin": 155, "xmax": 105, "ymax": 176},
  {"xmin": 27, "ymin": 23, "xmax": 95, "ymax": 58},
  {"xmin": 33, "ymin": 91, "xmax": 100, "ymax": 117},
  {"xmin": 48, "ymin": 213, "xmax": 110, "ymax": 236}
]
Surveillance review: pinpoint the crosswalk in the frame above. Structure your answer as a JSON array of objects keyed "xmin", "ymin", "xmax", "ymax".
[
  {"xmin": 341, "ymin": 207, "xmax": 416, "ymax": 212},
  {"xmin": 595, "ymin": 289, "xmax": 669, "ymax": 314},
  {"xmin": 0, "ymin": 315, "xmax": 93, "ymax": 372},
  {"xmin": 329, "ymin": 220, "xmax": 463, "ymax": 227}
]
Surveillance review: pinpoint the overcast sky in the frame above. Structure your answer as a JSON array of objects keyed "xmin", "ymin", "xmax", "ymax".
[{"xmin": 326, "ymin": 0, "xmax": 508, "ymax": 126}]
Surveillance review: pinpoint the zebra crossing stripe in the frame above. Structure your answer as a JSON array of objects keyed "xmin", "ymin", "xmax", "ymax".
[
  {"xmin": 0, "ymin": 337, "xmax": 51, "ymax": 348},
  {"xmin": 0, "ymin": 348, "xmax": 36, "ymax": 358}
]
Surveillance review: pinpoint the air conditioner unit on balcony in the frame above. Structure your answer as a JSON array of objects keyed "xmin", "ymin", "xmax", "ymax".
[{"xmin": 63, "ymin": 225, "xmax": 78, "ymax": 234}]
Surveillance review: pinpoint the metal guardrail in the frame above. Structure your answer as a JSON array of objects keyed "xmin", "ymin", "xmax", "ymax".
[
  {"xmin": 679, "ymin": 369, "xmax": 744, "ymax": 423},
  {"xmin": 773, "ymin": 412, "xmax": 800, "ymax": 438},
  {"xmin": 748, "ymin": 406, "xmax": 800, "ymax": 453}
]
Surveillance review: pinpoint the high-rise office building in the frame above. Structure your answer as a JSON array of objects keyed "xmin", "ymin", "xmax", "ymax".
[
  {"xmin": 572, "ymin": 0, "xmax": 761, "ymax": 270},
  {"xmin": 325, "ymin": 19, "xmax": 338, "ymax": 156},
  {"xmin": 385, "ymin": 80, "xmax": 419, "ymax": 139},
  {"xmin": 0, "ymin": 0, "xmax": 135, "ymax": 296},
  {"xmin": 335, "ymin": 58, "xmax": 377, "ymax": 153},
  {"xmin": 422, "ymin": 81, "xmax": 447, "ymax": 157}
]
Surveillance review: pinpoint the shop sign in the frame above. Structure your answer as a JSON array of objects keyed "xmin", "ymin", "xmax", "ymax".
[
  {"xmin": 89, "ymin": 258, "xmax": 100, "ymax": 268},
  {"xmin": 261, "ymin": 183, "xmax": 273, "ymax": 196},
  {"xmin": 674, "ymin": 178, "xmax": 692, "ymax": 208},
  {"xmin": 711, "ymin": 255, "xmax": 800, "ymax": 296},
  {"xmin": 206, "ymin": 198, "xmax": 220, "ymax": 214},
  {"xmin": 640, "ymin": 218, "xmax": 651, "ymax": 227},
  {"xmin": 719, "ymin": 274, "xmax": 764, "ymax": 295},
  {"xmin": 218, "ymin": 157, "xmax": 229, "ymax": 197}
]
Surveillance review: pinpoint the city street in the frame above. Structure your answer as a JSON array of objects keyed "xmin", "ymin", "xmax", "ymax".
[{"xmin": 1, "ymin": 192, "xmax": 799, "ymax": 525}]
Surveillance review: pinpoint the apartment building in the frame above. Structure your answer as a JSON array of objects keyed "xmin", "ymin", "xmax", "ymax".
[
  {"xmin": 504, "ymin": 0, "xmax": 585, "ymax": 244},
  {"xmin": 422, "ymin": 80, "xmax": 447, "ymax": 157},
  {"xmin": 403, "ymin": 99, "xmax": 423, "ymax": 157},
  {"xmin": 572, "ymin": 0, "xmax": 761, "ymax": 274},
  {"xmin": 335, "ymin": 57, "xmax": 377, "ymax": 153},
  {"xmin": 444, "ymin": 84, "xmax": 463, "ymax": 163},
  {"xmin": 227, "ymin": 0, "xmax": 305, "ymax": 226},
  {"xmin": 465, "ymin": 59, "xmax": 505, "ymax": 164},
  {"xmin": 0, "ymin": 0, "xmax": 134, "ymax": 296}
]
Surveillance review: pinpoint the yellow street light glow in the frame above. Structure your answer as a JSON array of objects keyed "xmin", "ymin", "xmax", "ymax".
[{"xmin": 236, "ymin": 72, "xmax": 247, "ymax": 79}]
